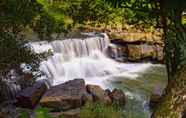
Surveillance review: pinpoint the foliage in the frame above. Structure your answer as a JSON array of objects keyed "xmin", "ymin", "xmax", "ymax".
[
  {"xmin": 0, "ymin": 0, "xmax": 43, "ymax": 102},
  {"xmin": 106, "ymin": 0, "xmax": 159, "ymax": 27},
  {"xmin": 35, "ymin": 107, "xmax": 53, "ymax": 118},
  {"xmin": 80, "ymin": 103, "xmax": 124, "ymax": 118},
  {"xmin": 19, "ymin": 103, "xmax": 123, "ymax": 118},
  {"xmin": 19, "ymin": 107, "xmax": 54, "ymax": 118},
  {"xmin": 0, "ymin": 32, "xmax": 39, "ymax": 74},
  {"xmin": 31, "ymin": 0, "xmax": 73, "ymax": 40},
  {"xmin": 106, "ymin": 0, "xmax": 186, "ymax": 80},
  {"xmin": 0, "ymin": 0, "xmax": 42, "ymax": 33}
]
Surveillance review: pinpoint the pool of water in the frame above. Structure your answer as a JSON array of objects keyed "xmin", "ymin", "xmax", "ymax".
[{"xmin": 108, "ymin": 64, "xmax": 167, "ymax": 118}]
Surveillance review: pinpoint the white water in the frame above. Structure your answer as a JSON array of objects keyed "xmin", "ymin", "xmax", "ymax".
[{"xmin": 29, "ymin": 33, "xmax": 153, "ymax": 88}]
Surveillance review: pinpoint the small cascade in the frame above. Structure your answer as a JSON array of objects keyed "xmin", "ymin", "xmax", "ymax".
[{"xmin": 29, "ymin": 33, "xmax": 152, "ymax": 86}]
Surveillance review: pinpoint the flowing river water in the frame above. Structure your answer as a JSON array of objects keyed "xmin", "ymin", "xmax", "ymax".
[{"xmin": 29, "ymin": 33, "xmax": 167, "ymax": 118}]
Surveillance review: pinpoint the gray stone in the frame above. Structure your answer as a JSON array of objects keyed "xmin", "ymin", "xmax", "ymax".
[{"xmin": 40, "ymin": 79, "xmax": 86, "ymax": 111}]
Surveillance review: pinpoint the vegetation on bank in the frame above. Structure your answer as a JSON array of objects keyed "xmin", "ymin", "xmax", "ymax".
[
  {"xmin": 80, "ymin": 103, "xmax": 124, "ymax": 118},
  {"xmin": 19, "ymin": 103, "xmax": 124, "ymax": 118}
]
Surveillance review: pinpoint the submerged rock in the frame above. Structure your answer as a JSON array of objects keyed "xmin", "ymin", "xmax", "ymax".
[
  {"xmin": 40, "ymin": 79, "xmax": 86, "ymax": 111},
  {"xmin": 86, "ymin": 85, "xmax": 112, "ymax": 105},
  {"xmin": 15, "ymin": 80, "xmax": 48, "ymax": 109},
  {"xmin": 109, "ymin": 89, "xmax": 126, "ymax": 106}
]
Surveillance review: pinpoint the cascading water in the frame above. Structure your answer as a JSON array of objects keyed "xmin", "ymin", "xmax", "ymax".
[
  {"xmin": 29, "ymin": 33, "xmax": 167, "ymax": 118},
  {"xmin": 30, "ymin": 33, "xmax": 152, "ymax": 87}
]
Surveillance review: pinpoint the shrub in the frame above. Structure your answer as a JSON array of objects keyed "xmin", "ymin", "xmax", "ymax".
[{"xmin": 80, "ymin": 103, "xmax": 124, "ymax": 118}]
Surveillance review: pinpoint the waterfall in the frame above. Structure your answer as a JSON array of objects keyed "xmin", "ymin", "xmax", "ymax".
[{"xmin": 29, "ymin": 33, "xmax": 152, "ymax": 87}]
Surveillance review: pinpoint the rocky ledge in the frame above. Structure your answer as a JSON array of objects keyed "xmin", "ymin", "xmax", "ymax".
[
  {"xmin": 40, "ymin": 79, "xmax": 126, "ymax": 110},
  {"xmin": 108, "ymin": 39, "xmax": 164, "ymax": 63},
  {"xmin": 15, "ymin": 79, "xmax": 125, "ymax": 118}
]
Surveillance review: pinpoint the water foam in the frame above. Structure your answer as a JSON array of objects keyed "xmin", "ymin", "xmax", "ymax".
[{"xmin": 29, "ymin": 33, "xmax": 152, "ymax": 87}]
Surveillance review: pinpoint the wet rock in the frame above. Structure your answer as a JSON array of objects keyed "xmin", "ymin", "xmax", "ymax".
[
  {"xmin": 109, "ymin": 89, "xmax": 126, "ymax": 106},
  {"xmin": 155, "ymin": 45, "xmax": 164, "ymax": 62},
  {"xmin": 50, "ymin": 108, "xmax": 80, "ymax": 118},
  {"xmin": 107, "ymin": 44, "xmax": 118, "ymax": 59},
  {"xmin": 40, "ymin": 79, "xmax": 86, "ymax": 111},
  {"xmin": 86, "ymin": 85, "xmax": 112, "ymax": 104},
  {"xmin": 149, "ymin": 94, "xmax": 161, "ymax": 109},
  {"xmin": 16, "ymin": 80, "xmax": 47, "ymax": 109}
]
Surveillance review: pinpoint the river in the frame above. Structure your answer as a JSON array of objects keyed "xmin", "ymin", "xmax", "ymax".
[{"xmin": 29, "ymin": 32, "xmax": 167, "ymax": 118}]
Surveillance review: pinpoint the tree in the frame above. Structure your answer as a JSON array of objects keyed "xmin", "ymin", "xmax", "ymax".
[
  {"xmin": 0, "ymin": 0, "xmax": 43, "ymax": 103},
  {"xmin": 106, "ymin": 0, "xmax": 186, "ymax": 117}
]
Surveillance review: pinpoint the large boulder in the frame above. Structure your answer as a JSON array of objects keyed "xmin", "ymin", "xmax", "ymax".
[
  {"xmin": 109, "ymin": 89, "xmax": 126, "ymax": 106},
  {"xmin": 40, "ymin": 79, "xmax": 86, "ymax": 111},
  {"xmin": 15, "ymin": 80, "xmax": 48, "ymax": 109},
  {"xmin": 127, "ymin": 44, "xmax": 156, "ymax": 61},
  {"xmin": 86, "ymin": 85, "xmax": 111, "ymax": 104}
]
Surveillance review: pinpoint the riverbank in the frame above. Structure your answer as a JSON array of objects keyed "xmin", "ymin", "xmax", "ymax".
[{"xmin": 152, "ymin": 66, "xmax": 186, "ymax": 118}]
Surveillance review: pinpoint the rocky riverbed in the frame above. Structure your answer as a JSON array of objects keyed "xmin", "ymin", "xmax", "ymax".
[{"xmin": 0, "ymin": 79, "xmax": 126, "ymax": 118}]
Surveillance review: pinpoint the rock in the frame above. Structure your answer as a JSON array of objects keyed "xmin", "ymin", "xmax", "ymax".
[
  {"xmin": 15, "ymin": 80, "xmax": 47, "ymax": 109},
  {"xmin": 86, "ymin": 85, "xmax": 111, "ymax": 104},
  {"xmin": 109, "ymin": 89, "xmax": 126, "ymax": 106},
  {"xmin": 0, "ymin": 112, "xmax": 8, "ymax": 118},
  {"xmin": 0, "ymin": 104, "xmax": 18, "ymax": 118},
  {"xmin": 50, "ymin": 108, "xmax": 80, "ymax": 118},
  {"xmin": 149, "ymin": 94, "xmax": 161, "ymax": 109},
  {"xmin": 40, "ymin": 79, "xmax": 86, "ymax": 111},
  {"xmin": 141, "ymin": 44, "xmax": 156, "ymax": 59},
  {"xmin": 105, "ymin": 89, "xmax": 111, "ymax": 95},
  {"xmin": 155, "ymin": 45, "xmax": 164, "ymax": 62},
  {"xmin": 127, "ymin": 45, "xmax": 142, "ymax": 61},
  {"xmin": 107, "ymin": 44, "xmax": 118, "ymax": 59},
  {"xmin": 82, "ymin": 93, "xmax": 93, "ymax": 104},
  {"xmin": 127, "ymin": 44, "xmax": 156, "ymax": 61},
  {"xmin": 19, "ymin": 73, "xmax": 34, "ymax": 89},
  {"xmin": 62, "ymin": 108, "xmax": 80, "ymax": 118}
]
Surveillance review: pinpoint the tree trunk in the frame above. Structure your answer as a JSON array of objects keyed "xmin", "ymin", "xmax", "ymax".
[{"xmin": 153, "ymin": 2, "xmax": 186, "ymax": 118}]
